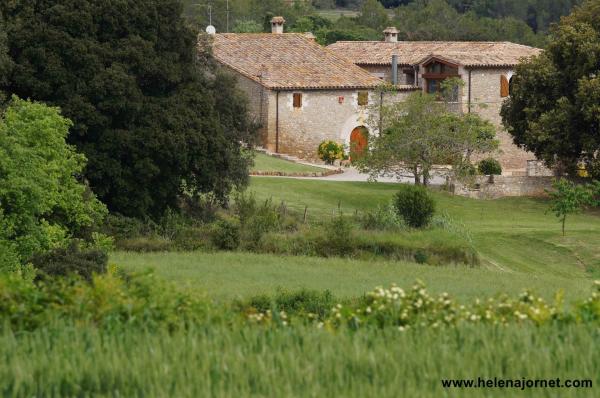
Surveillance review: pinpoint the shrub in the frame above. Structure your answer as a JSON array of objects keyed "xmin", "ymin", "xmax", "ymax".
[
  {"xmin": 29, "ymin": 243, "xmax": 108, "ymax": 281},
  {"xmin": 414, "ymin": 251, "xmax": 428, "ymax": 264},
  {"xmin": 241, "ymin": 289, "xmax": 335, "ymax": 319},
  {"xmin": 210, "ymin": 218, "xmax": 240, "ymax": 250},
  {"xmin": 315, "ymin": 214, "xmax": 355, "ymax": 257},
  {"xmin": 247, "ymin": 281, "xmax": 600, "ymax": 330},
  {"xmin": 478, "ymin": 158, "xmax": 502, "ymax": 176},
  {"xmin": 0, "ymin": 269, "xmax": 213, "ymax": 332},
  {"xmin": 241, "ymin": 200, "xmax": 282, "ymax": 249},
  {"xmin": 233, "ymin": 192, "xmax": 298, "ymax": 249},
  {"xmin": 393, "ymin": 185, "xmax": 435, "ymax": 228},
  {"xmin": 318, "ymin": 141, "xmax": 345, "ymax": 165},
  {"xmin": 117, "ymin": 237, "xmax": 173, "ymax": 252},
  {"xmin": 233, "ymin": 191, "xmax": 258, "ymax": 225},
  {"xmin": 356, "ymin": 202, "xmax": 405, "ymax": 231},
  {"xmin": 173, "ymin": 226, "xmax": 212, "ymax": 251},
  {"xmin": 102, "ymin": 214, "xmax": 157, "ymax": 240}
]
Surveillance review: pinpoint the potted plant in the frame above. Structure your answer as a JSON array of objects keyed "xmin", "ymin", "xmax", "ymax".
[{"xmin": 478, "ymin": 158, "xmax": 502, "ymax": 183}]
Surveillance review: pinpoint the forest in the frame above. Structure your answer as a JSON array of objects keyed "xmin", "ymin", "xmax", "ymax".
[{"xmin": 181, "ymin": 0, "xmax": 582, "ymax": 46}]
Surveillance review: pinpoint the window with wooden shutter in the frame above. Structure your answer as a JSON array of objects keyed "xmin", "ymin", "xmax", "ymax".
[
  {"xmin": 293, "ymin": 93, "xmax": 302, "ymax": 108},
  {"xmin": 357, "ymin": 91, "xmax": 369, "ymax": 106},
  {"xmin": 500, "ymin": 75, "xmax": 509, "ymax": 98}
]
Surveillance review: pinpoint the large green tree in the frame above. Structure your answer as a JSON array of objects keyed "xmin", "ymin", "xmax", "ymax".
[
  {"xmin": 1, "ymin": 0, "xmax": 256, "ymax": 218},
  {"xmin": 0, "ymin": 97, "xmax": 107, "ymax": 272},
  {"xmin": 501, "ymin": 0, "xmax": 600, "ymax": 177}
]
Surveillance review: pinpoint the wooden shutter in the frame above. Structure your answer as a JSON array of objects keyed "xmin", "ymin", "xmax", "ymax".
[
  {"xmin": 293, "ymin": 93, "xmax": 302, "ymax": 108},
  {"xmin": 500, "ymin": 75, "xmax": 509, "ymax": 98},
  {"xmin": 358, "ymin": 91, "xmax": 369, "ymax": 106}
]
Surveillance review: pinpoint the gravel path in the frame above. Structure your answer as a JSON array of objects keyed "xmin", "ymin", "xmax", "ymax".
[{"xmin": 254, "ymin": 167, "xmax": 448, "ymax": 185}]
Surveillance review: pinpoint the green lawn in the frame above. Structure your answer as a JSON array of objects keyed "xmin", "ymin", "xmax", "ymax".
[
  {"xmin": 113, "ymin": 177, "xmax": 600, "ymax": 302},
  {"xmin": 112, "ymin": 251, "xmax": 593, "ymax": 302},
  {"xmin": 251, "ymin": 153, "xmax": 327, "ymax": 174},
  {"xmin": 248, "ymin": 178, "xmax": 600, "ymax": 277}
]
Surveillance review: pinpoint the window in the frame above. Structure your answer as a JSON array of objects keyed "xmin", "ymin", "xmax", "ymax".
[
  {"xmin": 293, "ymin": 93, "xmax": 302, "ymax": 108},
  {"xmin": 425, "ymin": 62, "xmax": 458, "ymax": 75},
  {"xmin": 426, "ymin": 79, "xmax": 459, "ymax": 102},
  {"xmin": 357, "ymin": 91, "xmax": 369, "ymax": 106},
  {"xmin": 500, "ymin": 75, "xmax": 509, "ymax": 98}
]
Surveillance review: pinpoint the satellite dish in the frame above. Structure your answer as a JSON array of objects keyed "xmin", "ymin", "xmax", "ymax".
[{"xmin": 206, "ymin": 25, "xmax": 216, "ymax": 35}]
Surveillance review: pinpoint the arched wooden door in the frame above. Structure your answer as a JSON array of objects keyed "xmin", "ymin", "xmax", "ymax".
[{"xmin": 350, "ymin": 126, "xmax": 369, "ymax": 162}]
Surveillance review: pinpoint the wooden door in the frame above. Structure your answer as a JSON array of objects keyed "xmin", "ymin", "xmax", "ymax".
[{"xmin": 350, "ymin": 127, "xmax": 368, "ymax": 161}]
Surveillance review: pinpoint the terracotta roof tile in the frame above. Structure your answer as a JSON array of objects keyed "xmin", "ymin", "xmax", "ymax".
[
  {"xmin": 327, "ymin": 41, "xmax": 541, "ymax": 68},
  {"xmin": 211, "ymin": 33, "xmax": 383, "ymax": 90}
]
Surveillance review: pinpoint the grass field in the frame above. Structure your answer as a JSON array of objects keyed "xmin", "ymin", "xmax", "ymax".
[
  {"xmin": 3, "ymin": 324, "xmax": 597, "ymax": 397},
  {"xmin": 251, "ymin": 153, "xmax": 327, "ymax": 174},
  {"xmin": 316, "ymin": 8, "xmax": 395, "ymax": 21},
  {"xmin": 248, "ymin": 178, "xmax": 600, "ymax": 278},
  {"xmin": 113, "ymin": 251, "xmax": 593, "ymax": 302},
  {"xmin": 316, "ymin": 8, "xmax": 359, "ymax": 21},
  {"xmin": 9, "ymin": 177, "xmax": 600, "ymax": 397},
  {"xmin": 113, "ymin": 177, "xmax": 600, "ymax": 302}
]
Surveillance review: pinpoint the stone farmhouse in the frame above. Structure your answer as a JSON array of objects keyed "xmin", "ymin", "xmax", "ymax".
[
  {"xmin": 210, "ymin": 17, "xmax": 544, "ymax": 176},
  {"xmin": 328, "ymin": 29, "xmax": 542, "ymax": 175},
  {"xmin": 211, "ymin": 20, "xmax": 416, "ymax": 159}
]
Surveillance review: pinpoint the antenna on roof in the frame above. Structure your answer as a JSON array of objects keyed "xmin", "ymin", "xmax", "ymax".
[{"xmin": 205, "ymin": 5, "xmax": 216, "ymax": 35}]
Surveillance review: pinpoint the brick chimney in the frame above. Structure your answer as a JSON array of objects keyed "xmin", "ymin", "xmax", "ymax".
[
  {"xmin": 383, "ymin": 27, "xmax": 399, "ymax": 43},
  {"xmin": 271, "ymin": 16, "xmax": 286, "ymax": 34}
]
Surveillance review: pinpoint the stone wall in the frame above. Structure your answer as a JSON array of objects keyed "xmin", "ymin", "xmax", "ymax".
[
  {"xmin": 272, "ymin": 89, "xmax": 371, "ymax": 159},
  {"xmin": 361, "ymin": 65, "xmax": 413, "ymax": 85},
  {"xmin": 463, "ymin": 67, "xmax": 535, "ymax": 175},
  {"xmin": 234, "ymin": 73, "xmax": 270, "ymax": 147},
  {"xmin": 363, "ymin": 63, "xmax": 539, "ymax": 175},
  {"xmin": 454, "ymin": 176, "xmax": 554, "ymax": 199}
]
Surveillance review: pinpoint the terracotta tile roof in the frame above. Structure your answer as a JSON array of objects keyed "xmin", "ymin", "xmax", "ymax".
[
  {"xmin": 211, "ymin": 33, "xmax": 384, "ymax": 90},
  {"xmin": 326, "ymin": 41, "xmax": 541, "ymax": 68}
]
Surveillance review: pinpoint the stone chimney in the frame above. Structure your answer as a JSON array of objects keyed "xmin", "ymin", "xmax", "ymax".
[
  {"xmin": 271, "ymin": 16, "xmax": 286, "ymax": 34},
  {"xmin": 383, "ymin": 27, "xmax": 399, "ymax": 43}
]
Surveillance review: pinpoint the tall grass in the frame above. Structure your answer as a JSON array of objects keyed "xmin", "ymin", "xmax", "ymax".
[{"xmin": 1, "ymin": 323, "xmax": 597, "ymax": 397}]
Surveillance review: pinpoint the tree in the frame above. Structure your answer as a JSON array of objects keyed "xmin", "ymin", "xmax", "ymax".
[
  {"xmin": 233, "ymin": 20, "xmax": 263, "ymax": 33},
  {"xmin": 357, "ymin": 0, "xmax": 390, "ymax": 30},
  {"xmin": 0, "ymin": 17, "xmax": 11, "ymax": 104},
  {"xmin": 501, "ymin": 0, "xmax": 600, "ymax": 177},
  {"xmin": 392, "ymin": 0, "xmax": 543, "ymax": 46},
  {"xmin": 357, "ymin": 90, "xmax": 497, "ymax": 185},
  {"xmin": 546, "ymin": 178, "xmax": 592, "ymax": 236},
  {"xmin": 1, "ymin": 0, "xmax": 257, "ymax": 219},
  {"xmin": 0, "ymin": 97, "xmax": 107, "ymax": 272}
]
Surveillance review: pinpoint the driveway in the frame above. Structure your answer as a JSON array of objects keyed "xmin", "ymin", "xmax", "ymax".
[{"xmin": 255, "ymin": 166, "xmax": 448, "ymax": 185}]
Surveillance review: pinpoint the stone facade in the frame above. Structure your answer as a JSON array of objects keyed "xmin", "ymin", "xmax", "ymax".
[
  {"xmin": 262, "ymin": 86, "xmax": 411, "ymax": 159},
  {"xmin": 460, "ymin": 67, "xmax": 533, "ymax": 174},
  {"xmin": 226, "ymin": 66, "xmax": 414, "ymax": 160},
  {"xmin": 371, "ymin": 62, "xmax": 538, "ymax": 175}
]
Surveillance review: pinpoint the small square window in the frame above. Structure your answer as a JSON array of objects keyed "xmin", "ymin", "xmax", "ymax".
[
  {"xmin": 357, "ymin": 91, "xmax": 369, "ymax": 106},
  {"xmin": 293, "ymin": 93, "xmax": 302, "ymax": 108}
]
